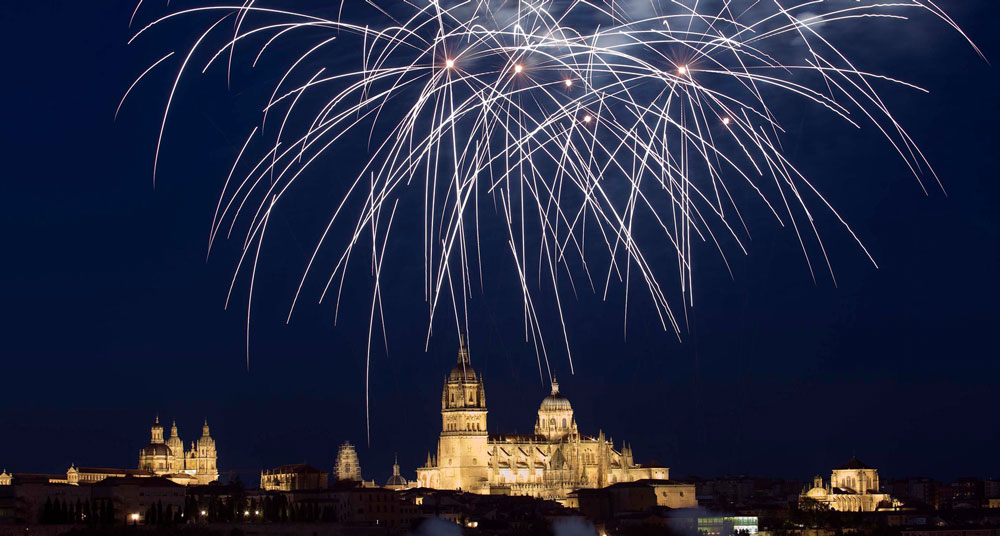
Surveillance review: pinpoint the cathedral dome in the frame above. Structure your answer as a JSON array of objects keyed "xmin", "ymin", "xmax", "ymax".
[
  {"xmin": 142, "ymin": 443, "xmax": 171, "ymax": 457},
  {"xmin": 449, "ymin": 361, "xmax": 477, "ymax": 381},
  {"xmin": 448, "ymin": 335, "xmax": 477, "ymax": 381},
  {"xmin": 539, "ymin": 380, "xmax": 572, "ymax": 412}
]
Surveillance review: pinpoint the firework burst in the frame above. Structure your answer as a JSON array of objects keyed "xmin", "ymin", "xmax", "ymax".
[{"xmin": 124, "ymin": 1, "xmax": 979, "ymax": 416}]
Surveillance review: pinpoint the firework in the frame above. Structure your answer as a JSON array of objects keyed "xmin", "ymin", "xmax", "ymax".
[{"xmin": 124, "ymin": 1, "xmax": 978, "ymax": 397}]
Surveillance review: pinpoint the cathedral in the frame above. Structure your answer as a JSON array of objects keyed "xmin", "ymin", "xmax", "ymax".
[
  {"xmin": 137, "ymin": 416, "xmax": 219, "ymax": 485},
  {"xmin": 416, "ymin": 337, "xmax": 669, "ymax": 500},
  {"xmin": 800, "ymin": 458, "xmax": 899, "ymax": 512}
]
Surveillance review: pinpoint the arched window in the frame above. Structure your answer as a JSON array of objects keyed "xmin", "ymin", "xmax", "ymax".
[
  {"xmin": 562, "ymin": 418, "xmax": 567, "ymax": 429},
  {"xmin": 549, "ymin": 418, "xmax": 555, "ymax": 430}
]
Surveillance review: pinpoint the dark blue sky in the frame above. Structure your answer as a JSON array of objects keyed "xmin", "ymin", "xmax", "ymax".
[{"xmin": 1, "ymin": 1, "xmax": 997, "ymax": 486}]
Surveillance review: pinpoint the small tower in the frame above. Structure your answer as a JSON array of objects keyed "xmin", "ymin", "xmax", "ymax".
[
  {"xmin": 334, "ymin": 441, "xmax": 362, "ymax": 482},
  {"xmin": 150, "ymin": 415, "xmax": 164, "ymax": 444},
  {"xmin": 385, "ymin": 455, "xmax": 407, "ymax": 490},
  {"xmin": 166, "ymin": 421, "xmax": 184, "ymax": 472}
]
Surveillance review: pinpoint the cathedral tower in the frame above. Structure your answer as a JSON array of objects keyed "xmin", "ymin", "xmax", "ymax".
[
  {"xmin": 166, "ymin": 421, "xmax": 184, "ymax": 472},
  {"xmin": 334, "ymin": 441, "xmax": 362, "ymax": 482},
  {"xmin": 436, "ymin": 335, "xmax": 489, "ymax": 492},
  {"xmin": 185, "ymin": 419, "xmax": 219, "ymax": 484}
]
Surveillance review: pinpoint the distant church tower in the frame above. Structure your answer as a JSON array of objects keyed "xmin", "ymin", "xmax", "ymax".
[
  {"xmin": 334, "ymin": 441, "xmax": 362, "ymax": 482},
  {"xmin": 436, "ymin": 334, "xmax": 489, "ymax": 492}
]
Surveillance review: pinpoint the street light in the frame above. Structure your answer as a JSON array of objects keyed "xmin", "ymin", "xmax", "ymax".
[{"xmin": 130, "ymin": 513, "xmax": 140, "ymax": 525}]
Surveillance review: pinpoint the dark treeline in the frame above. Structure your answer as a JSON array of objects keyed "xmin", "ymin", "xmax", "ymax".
[{"xmin": 40, "ymin": 497, "xmax": 115, "ymax": 524}]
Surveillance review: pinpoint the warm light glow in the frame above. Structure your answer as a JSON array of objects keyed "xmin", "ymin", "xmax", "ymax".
[
  {"xmin": 678, "ymin": 65, "xmax": 688, "ymax": 75},
  {"xmin": 244, "ymin": 510, "xmax": 250, "ymax": 516},
  {"xmin": 514, "ymin": 64, "xmax": 523, "ymax": 74},
  {"xmin": 130, "ymin": 513, "xmax": 140, "ymax": 521},
  {"xmin": 201, "ymin": 510, "xmax": 207, "ymax": 516},
  {"xmin": 564, "ymin": 79, "xmax": 573, "ymax": 87},
  {"xmin": 722, "ymin": 117, "xmax": 731, "ymax": 125},
  {"xmin": 254, "ymin": 510, "xmax": 260, "ymax": 516},
  {"xmin": 445, "ymin": 59, "xmax": 455, "ymax": 69},
  {"xmin": 583, "ymin": 114, "xmax": 592, "ymax": 123}
]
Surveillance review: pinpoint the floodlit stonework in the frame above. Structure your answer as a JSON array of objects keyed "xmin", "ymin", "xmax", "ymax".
[
  {"xmin": 416, "ymin": 336, "xmax": 670, "ymax": 500},
  {"xmin": 334, "ymin": 441, "xmax": 363, "ymax": 482},
  {"xmin": 137, "ymin": 416, "xmax": 219, "ymax": 485},
  {"xmin": 800, "ymin": 458, "xmax": 899, "ymax": 512}
]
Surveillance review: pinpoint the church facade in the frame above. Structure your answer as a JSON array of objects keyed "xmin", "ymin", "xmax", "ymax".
[
  {"xmin": 416, "ymin": 338, "xmax": 669, "ymax": 500},
  {"xmin": 137, "ymin": 417, "xmax": 219, "ymax": 485},
  {"xmin": 800, "ymin": 458, "xmax": 898, "ymax": 512}
]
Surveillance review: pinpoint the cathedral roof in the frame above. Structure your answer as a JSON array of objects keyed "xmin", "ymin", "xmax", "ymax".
[
  {"xmin": 142, "ymin": 443, "xmax": 172, "ymax": 457},
  {"xmin": 266, "ymin": 464, "xmax": 325, "ymax": 475},
  {"xmin": 448, "ymin": 334, "xmax": 478, "ymax": 381},
  {"xmin": 836, "ymin": 457, "xmax": 873, "ymax": 470},
  {"xmin": 538, "ymin": 380, "xmax": 572, "ymax": 412}
]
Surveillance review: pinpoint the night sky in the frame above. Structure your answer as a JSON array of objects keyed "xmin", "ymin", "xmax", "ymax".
[{"xmin": 1, "ymin": 1, "xmax": 998, "ymax": 487}]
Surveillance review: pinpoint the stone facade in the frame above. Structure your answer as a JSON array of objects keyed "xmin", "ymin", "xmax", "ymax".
[
  {"xmin": 800, "ymin": 458, "xmax": 898, "ymax": 512},
  {"xmin": 137, "ymin": 417, "xmax": 218, "ymax": 485},
  {"xmin": 261, "ymin": 464, "xmax": 329, "ymax": 491},
  {"xmin": 416, "ymin": 337, "xmax": 669, "ymax": 500},
  {"xmin": 334, "ymin": 441, "xmax": 363, "ymax": 482}
]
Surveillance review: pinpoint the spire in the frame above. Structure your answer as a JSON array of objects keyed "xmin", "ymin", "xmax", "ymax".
[
  {"xmin": 202, "ymin": 419, "xmax": 210, "ymax": 436},
  {"xmin": 393, "ymin": 454, "xmax": 401, "ymax": 476},
  {"xmin": 457, "ymin": 333, "xmax": 469, "ymax": 365},
  {"xmin": 551, "ymin": 378, "xmax": 560, "ymax": 395}
]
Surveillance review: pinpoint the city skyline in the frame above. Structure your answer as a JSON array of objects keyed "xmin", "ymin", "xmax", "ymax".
[{"xmin": 1, "ymin": 0, "xmax": 998, "ymax": 493}]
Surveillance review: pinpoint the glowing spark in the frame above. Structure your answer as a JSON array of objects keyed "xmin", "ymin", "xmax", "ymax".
[{"xmin": 125, "ymin": 0, "xmax": 980, "ymax": 393}]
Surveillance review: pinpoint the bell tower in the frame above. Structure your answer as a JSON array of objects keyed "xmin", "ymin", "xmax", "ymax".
[{"xmin": 436, "ymin": 335, "xmax": 489, "ymax": 492}]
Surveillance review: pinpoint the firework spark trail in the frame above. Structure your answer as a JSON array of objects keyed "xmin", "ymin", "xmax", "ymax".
[{"xmin": 124, "ymin": 1, "xmax": 978, "ymax": 408}]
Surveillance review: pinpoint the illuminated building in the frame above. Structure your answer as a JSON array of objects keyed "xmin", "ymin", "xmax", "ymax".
[
  {"xmin": 416, "ymin": 337, "xmax": 670, "ymax": 500},
  {"xmin": 800, "ymin": 458, "xmax": 898, "ymax": 512},
  {"xmin": 334, "ymin": 441, "xmax": 363, "ymax": 483},
  {"xmin": 697, "ymin": 516, "xmax": 759, "ymax": 536},
  {"xmin": 137, "ymin": 416, "xmax": 218, "ymax": 485},
  {"xmin": 261, "ymin": 464, "xmax": 329, "ymax": 491}
]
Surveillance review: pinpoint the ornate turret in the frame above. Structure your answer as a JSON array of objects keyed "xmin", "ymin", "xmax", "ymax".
[{"xmin": 150, "ymin": 415, "xmax": 164, "ymax": 444}]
